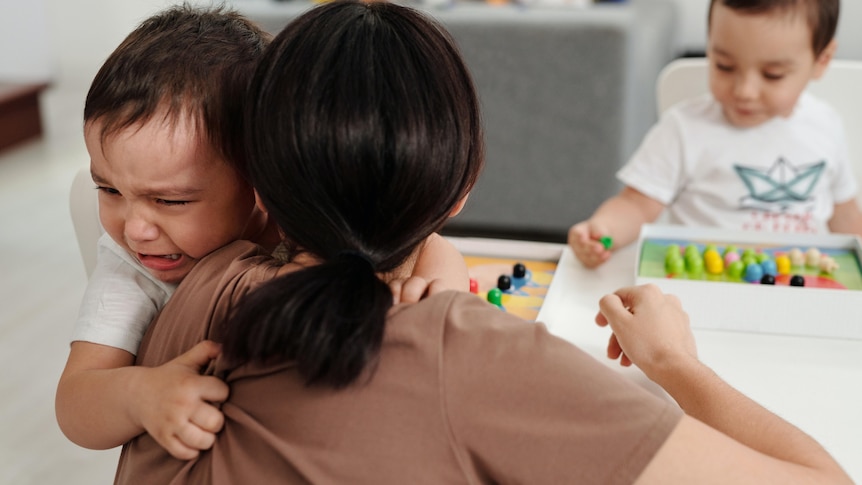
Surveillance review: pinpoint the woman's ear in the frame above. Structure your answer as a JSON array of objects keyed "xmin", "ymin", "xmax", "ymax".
[
  {"xmin": 449, "ymin": 193, "xmax": 469, "ymax": 218},
  {"xmin": 254, "ymin": 190, "xmax": 269, "ymax": 215}
]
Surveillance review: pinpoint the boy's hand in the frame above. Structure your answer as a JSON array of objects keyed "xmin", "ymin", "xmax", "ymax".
[
  {"xmin": 595, "ymin": 284, "xmax": 698, "ymax": 379},
  {"xmin": 568, "ymin": 221, "xmax": 612, "ymax": 268},
  {"xmin": 133, "ymin": 340, "xmax": 229, "ymax": 460},
  {"xmin": 389, "ymin": 276, "xmax": 448, "ymax": 304}
]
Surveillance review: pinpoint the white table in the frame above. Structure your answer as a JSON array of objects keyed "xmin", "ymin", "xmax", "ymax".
[{"xmin": 451, "ymin": 237, "xmax": 862, "ymax": 481}]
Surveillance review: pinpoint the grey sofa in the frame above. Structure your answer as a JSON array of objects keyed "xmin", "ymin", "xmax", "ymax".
[{"xmin": 238, "ymin": 0, "xmax": 678, "ymax": 242}]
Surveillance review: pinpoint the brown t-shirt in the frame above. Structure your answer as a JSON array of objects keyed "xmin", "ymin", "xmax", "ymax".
[{"xmin": 115, "ymin": 241, "xmax": 682, "ymax": 484}]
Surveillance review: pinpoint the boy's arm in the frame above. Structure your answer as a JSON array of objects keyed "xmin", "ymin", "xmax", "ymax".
[
  {"xmin": 57, "ymin": 235, "xmax": 226, "ymax": 458},
  {"xmin": 828, "ymin": 199, "xmax": 862, "ymax": 237},
  {"xmin": 410, "ymin": 232, "xmax": 470, "ymax": 292},
  {"xmin": 56, "ymin": 341, "xmax": 228, "ymax": 459},
  {"xmin": 568, "ymin": 186, "xmax": 665, "ymax": 268},
  {"xmin": 597, "ymin": 285, "xmax": 852, "ymax": 484}
]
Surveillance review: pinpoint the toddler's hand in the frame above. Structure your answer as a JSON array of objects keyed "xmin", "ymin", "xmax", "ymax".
[
  {"xmin": 568, "ymin": 221, "xmax": 611, "ymax": 268},
  {"xmin": 134, "ymin": 340, "xmax": 229, "ymax": 460},
  {"xmin": 389, "ymin": 276, "xmax": 448, "ymax": 304},
  {"xmin": 595, "ymin": 284, "xmax": 698, "ymax": 379}
]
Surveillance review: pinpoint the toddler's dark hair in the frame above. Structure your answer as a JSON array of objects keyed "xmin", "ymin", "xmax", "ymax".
[
  {"xmin": 84, "ymin": 4, "xmax": 269, "ymax": 175},
  {"xmin": 709, "ymin": 0, "xmax": 839, "ymax": 56}
]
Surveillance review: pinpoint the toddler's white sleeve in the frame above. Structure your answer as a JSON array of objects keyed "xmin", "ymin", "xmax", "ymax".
[
  {"xmin": 828, "ymin": 115, "xmax": 859, "ymax": 204},
  {"xmin": 70, "ymin": 234, "xmax": 175, "ymax": 355},
  {"xmin": 616, "ymin": 109, "xmax": 687, "ymax": 205}
]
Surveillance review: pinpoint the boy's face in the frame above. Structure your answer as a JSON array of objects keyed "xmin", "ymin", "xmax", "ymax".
[
  {"xmin": 85, "ymin": 115, "xmax": 258, "ymax": 284},
  {"xmin": 707, "ymin": 3, "xmax": 835, "ymax": 128}
]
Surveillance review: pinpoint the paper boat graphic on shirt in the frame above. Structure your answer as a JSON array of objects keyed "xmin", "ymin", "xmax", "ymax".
[{"xmin": 734, "ymin": 157, "xmax": 825, "ymax": 208}]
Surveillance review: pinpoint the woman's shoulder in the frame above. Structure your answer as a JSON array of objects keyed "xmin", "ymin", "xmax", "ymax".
[
  {"xmin": 168, "ymin": 241, "xmax": 291, "ymax": 314},
  {"xmin": 189, "ymin": 241, "xmax": 288, "ymax": 283},
  {"xmin": 391, "ymin": 292, "xmax": 682, "ymax": 483},
  {"xmin": 389, "ymin": 290, "xmax": 531, "ymax": 331},
  {"xmin": 388, "ymin": 290, "xmax": 585, "ymax": 365}
]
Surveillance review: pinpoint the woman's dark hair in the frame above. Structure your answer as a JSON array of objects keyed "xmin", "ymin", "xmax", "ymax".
[
  {"xmin": 84, "ymin": 4, "xmax": 270, "ymax": 176},
  {"xmin": 708, "ymin": 0, "xmax": 839, "ymax": 56},
  {"xmin": 222, "ymin": 0, "xmax": 484, "ymax": 388}
]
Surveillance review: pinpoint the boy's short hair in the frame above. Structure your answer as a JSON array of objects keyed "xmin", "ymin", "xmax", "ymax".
[
  {"xmin": 84, "ymin": 4, "xmax": 270, "ymax": 175},
  {"xmin": 708, "ymin": 0, "xmax": 839, "ymax": 56}
]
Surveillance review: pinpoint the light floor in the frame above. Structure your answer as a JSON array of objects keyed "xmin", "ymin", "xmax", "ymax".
[{"xmin": 0, "ymin": 82, "xmax": 120, "ymax": 484}]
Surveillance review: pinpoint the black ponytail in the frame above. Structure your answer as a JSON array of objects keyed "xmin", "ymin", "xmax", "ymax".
[
  {"xmin": 222, "ymin": 0, "xmax": 484, "ymax": 388},
  {"xmin": 223, "ymin": 252, "xmax": 391, "ymax": 388}
]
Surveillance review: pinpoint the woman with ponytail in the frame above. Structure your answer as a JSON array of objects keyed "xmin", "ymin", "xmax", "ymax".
[{"xmin": 114, "ymin": 1, "xmax": 852, "ymax": 484}]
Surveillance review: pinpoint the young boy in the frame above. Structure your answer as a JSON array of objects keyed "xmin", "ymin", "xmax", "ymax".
[
  {"xmin": 56, "ymin": 5, "xmax": 469, "ymax": 461},
  {"xmin": 570, "ymin": 0, "xmax": 862, "ymax": 268}
]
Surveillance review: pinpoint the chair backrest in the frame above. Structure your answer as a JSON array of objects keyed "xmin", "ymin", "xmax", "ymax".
[
  {"xmin": 69, "ymin": 166, "xmax": 102, "ymax": 278},
  {"xmin": 656, "ymin": 58, "xmax": 862, "ymax": 206}
]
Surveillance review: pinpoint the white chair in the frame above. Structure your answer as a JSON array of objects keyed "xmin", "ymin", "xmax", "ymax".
[
  {"xmin": 656, "ymin": 58, "xmax": 862, "ymax": 206},
  {"xmin": 69, "ymin": 166, "xmax": 102, "ymax": 278}
]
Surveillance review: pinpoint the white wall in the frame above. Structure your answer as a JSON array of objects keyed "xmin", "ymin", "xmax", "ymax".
[
  {"xmin": 0, "ymin": 0, "xmax": 52, "ymax": 81},
  {"xmin": 662, "ymin": 0, "xmax": 710, "ymax": 53},
  {"xmin": 0, "ymin": 0, "xmax": 218, "ymax": 143},
  {"xmin": 0, "ymin": 0, "xmax": 216, "ymax": 85}
]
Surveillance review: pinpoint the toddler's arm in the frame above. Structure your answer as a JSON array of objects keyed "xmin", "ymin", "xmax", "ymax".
[
  {"xmin": 387, "ymin": 233, "xmax": 462, "ymax": 303},
  {"xmin": 56, "ymin": 341, "xmax": 228, "ymax": 460},
  {"xmin": 56, "ymin": 234, "xmax": 226, "ymax": 458},
  {"xmin": 828, "ymin": 199, "xmax": 862, "ymax": 237},
  {"xmin": 410, "ymin": 232, "xmax": 470, "ymax": 292},
  {"xmin": 568, "ymin": 186, "xmax": 664, "ymax": 268}
]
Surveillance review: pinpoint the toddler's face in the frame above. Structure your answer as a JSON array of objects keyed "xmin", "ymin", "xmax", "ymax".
[
  {"xmin": 707, "ymin": 3, "xmax": 834, "ymax": 128},
  {"xmin": 85, "ymin": 115, "xmax": 257, "ymax": 284}
]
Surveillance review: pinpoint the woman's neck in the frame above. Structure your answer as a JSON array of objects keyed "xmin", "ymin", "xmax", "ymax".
[{"xmin": 245, "ymin": 213, "xmax": 283, "ymax": 253}]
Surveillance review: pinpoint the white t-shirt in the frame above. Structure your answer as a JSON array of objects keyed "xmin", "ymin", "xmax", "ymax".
[
  {"xmin": 618, "ymin": 92, "xmax": 858, "ymax": 234},
  {"xmin": 71, "ymin": 233, "xmax": 176, "ymax": 355}
]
